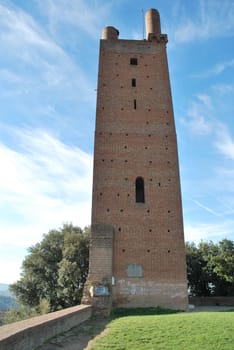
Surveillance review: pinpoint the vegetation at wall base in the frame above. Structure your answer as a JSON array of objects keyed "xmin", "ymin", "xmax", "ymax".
[
  {"xmin": 89, "ymin": 311, "xmax": 234, "ymax": 350},
  {"xmin": 111, "ymin": 306, "xmax": 179, "ymax": 317}
]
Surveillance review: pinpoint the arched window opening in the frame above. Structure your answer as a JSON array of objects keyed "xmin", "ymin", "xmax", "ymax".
[{"xmin": 135, "ymin": 177, "xmax": 145, "ymax": 203}]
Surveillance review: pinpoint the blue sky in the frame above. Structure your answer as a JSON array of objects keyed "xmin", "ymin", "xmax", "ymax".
[{"xmin": 0, "ymin": 0, "xmax": 234, "ymax": 284}]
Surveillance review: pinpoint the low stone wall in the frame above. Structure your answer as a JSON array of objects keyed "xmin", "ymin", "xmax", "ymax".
[
  {"xmin": 189, "ymin": 296, "xmax": 234, "ymax": 306},
  {"xmin": 0, "ymin": 304, "xmax": 92, "ymax": 350}
]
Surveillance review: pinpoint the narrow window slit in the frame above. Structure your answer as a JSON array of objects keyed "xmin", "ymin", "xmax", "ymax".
[
  {"xmin": 135, "ymin": 177, "xmax": 145, "ymax": 203},
  {"xmin": 132, "ymin": 78, "xmax": 136, "ymax": 87}
]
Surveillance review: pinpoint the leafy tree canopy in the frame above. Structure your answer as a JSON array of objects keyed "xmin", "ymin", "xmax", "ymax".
[
  {"xmin": 186, "ymin": 239, "xmax": 234, "ymax": 297},
  {"xmin": 10, "ymin": 223, "xmax": 90, "ymax": 312}
]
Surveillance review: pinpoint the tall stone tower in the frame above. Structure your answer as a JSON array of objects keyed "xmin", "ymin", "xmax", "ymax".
[{"xmin": 83, "ymin": 9, "xmax": 188, "ymax": 314}]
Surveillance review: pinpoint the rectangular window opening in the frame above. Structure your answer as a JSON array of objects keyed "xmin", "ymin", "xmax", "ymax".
[
  {"xmin": 132, "ymin": 78, "xmax": 136, "ymax": 87},
  {"xmin": 130, "ymin": 58, "xmax": 138, "ymax": 65},
  {"xmin": 134, "ymin": 99, "xmax": 137, "ymax": 109}
]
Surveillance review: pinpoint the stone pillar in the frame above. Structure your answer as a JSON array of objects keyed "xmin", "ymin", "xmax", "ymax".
[{"xmin": 82, "ymin": 224, "xmax": 114, "ymax": 316}]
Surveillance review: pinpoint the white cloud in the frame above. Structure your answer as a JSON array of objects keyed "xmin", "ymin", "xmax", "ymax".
[
  {"xmin": 0, "ymin": 251, "xmax": 23, "ymax": 284},
  {"xmin": 0, "ymin": 128, "xmax": 93, "ymax": 282},
  {"xmin": 184, "ymin": 221, "xmax": 234, "ymax": 243}
]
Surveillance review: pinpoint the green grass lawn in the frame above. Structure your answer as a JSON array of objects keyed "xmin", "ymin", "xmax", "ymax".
[{"xmin": 89, "ymin": 310, "xmax": 234, "ymax": 350}]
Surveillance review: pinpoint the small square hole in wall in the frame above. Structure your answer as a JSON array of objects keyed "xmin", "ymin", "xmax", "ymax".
[{"xmin": 130, "ymin": 58, "xmax": 138, "ymax": 65}]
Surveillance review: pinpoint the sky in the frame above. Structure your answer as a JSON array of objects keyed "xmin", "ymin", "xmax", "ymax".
[{"xmin": 0, "ymin": 0, "xmax": 234, "ymax": 284}]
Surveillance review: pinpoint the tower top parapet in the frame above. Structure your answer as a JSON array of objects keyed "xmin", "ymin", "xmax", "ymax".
[{"xmin": 101, "ymin": 9, "xmax": 167, "ymax": 43}]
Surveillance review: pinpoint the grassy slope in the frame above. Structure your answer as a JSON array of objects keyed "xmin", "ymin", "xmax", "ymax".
[{"xmin": 89, "ymin": 312, "xmax": 234, "ymax": 350}]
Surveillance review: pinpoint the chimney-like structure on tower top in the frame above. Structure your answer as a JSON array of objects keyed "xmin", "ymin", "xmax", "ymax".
[{"xmin": 145, "ymin": 8, "xmax": 161, "ymax": 39}]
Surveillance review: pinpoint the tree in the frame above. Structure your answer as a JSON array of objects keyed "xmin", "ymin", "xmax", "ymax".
[
  {"xmin": 210, "ymin": 239, "xmax": 234, "ymax": 283},
  {"xmin": 10, "ymin": 224, "xmax": 90, "ymax": 312},
  {"xmin": 186, "ymin": 241, "xmax": 212, "ymax": 296},
  {"xmin": 186, "ymin": 239, "xmax": 234, "ymax": 297}
]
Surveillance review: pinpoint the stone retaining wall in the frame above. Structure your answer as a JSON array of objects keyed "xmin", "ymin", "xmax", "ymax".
[{"xmin": 0, "ymin": 304, "xmax": 92, "ymax": 350}]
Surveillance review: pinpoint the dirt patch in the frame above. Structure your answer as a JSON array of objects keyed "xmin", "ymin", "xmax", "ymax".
[{"xmin": 36, "ymin": 317, "xmax": 110, "ymax": 350}]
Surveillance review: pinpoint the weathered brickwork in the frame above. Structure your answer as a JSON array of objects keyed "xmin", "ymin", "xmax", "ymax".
[{"xmin": 83, "ymin": 9, "xmax": 188, "ymax": 313}]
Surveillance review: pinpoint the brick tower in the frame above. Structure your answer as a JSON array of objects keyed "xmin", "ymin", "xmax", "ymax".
[{"xmin": 82, "ymin": 9, "xmax": 188, "ymax": 314}]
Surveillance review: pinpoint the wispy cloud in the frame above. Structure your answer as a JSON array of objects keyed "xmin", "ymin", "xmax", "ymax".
[
  {"xmin": 36, "ymin": 0, "xmax": 111, "ymax": 40},
  {"xmin": 215, "ymin": 125, "xmax": 234, "ymax": 160},
  {"xmin": 0, "ymin": 127, "xmax": 92, "ymax": 243},
  {"xmin": 0, "ymin": 2, "xmax": 95, "ymax": 105},
  {"xmin": 0, "ymin": 3, "xmax": 59, "ymax": 54},
  {"xmin": 192, "ymin": 60, "xmax": 234, "ymax": 78},
  {"xmin": 180, "ymin": 94, "xmax": 213, "ymax": 135},
  {"xmin": 212, "ymin": 83, "xmax": 234, "ymax": 95},
  {"xmin": 171, "ymin": 0, "xmax": 234, "ymax": 44},
  {"xmin": 193, "ymin": 200, "xmax": 221, "ymax": 217}
]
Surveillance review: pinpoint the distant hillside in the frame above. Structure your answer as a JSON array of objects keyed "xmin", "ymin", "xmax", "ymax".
[
  {"xmin": 0, "ymin": 283, "xmax": 12, "ymax": 297},
  {"xmin": 0, "ymin": 284, "xmax": 16, "ymax": 311},
  {"xmin": 0, "ymin": 296, "xmax": 16, "ymax": 311}
]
